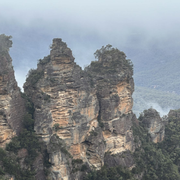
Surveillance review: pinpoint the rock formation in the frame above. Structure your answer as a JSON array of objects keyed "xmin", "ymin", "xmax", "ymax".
[
  {"xmin": 1, "ymin": 35, "xmax": 177, "ymax": 180},
  {"xmin": 0, "ymin": 34, "xmax": 25, "ymax": 148},
  {"xmin": 139, "ymin": 108, "xmax": 166, "ymax": 143},
  {"xmin": 24, "ymin": 39, "xmax": 136, "ymax": 180}
]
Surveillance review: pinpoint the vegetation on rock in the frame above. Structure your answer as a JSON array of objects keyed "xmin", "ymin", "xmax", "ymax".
[
  {"xmin": 88, "ymin": 45, "xmax": 133, "ymax": 74},
  {"xmin": 0, "ymin": 92, "xmax": 51, "ymax": 179},
  {"xmin": 2, "ymin": 36, "xmax": 180, "ymax": 180},
  {"xmin": 37, "ymin": 55, "xmax": 51, "ymax": 66},
  {"xmin": 0, "ymin": 34, "xmax": 12, "ymax": 53},
  {"xmin": 83, "ymin": 165, "xmax": 135, "ymax": 180},
  {"xmin": 25, "ymin": 69, "xmax": 44, "ymax": 87},
  {"xmin": 85, "ymin": 109, "xmax": 180, "ymax": 180}
]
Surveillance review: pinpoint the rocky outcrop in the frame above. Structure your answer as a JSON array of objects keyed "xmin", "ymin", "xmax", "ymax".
[
  {"xmin": 140, "ymin": 108, "xmax": 166, "ymax": 143},
  {"xmin": 2, "ymin": 35, "xmax": 180, "ymax": 180},
  {"xmin": 24, "ymin": 39, "xmax": 135, "ymax": 180},
  {"xmin": 0, "ymin": 34, "xmax": 25, "ymax": 147},
  {"xmin": 168, "ymin": 109, "xmax": 180, "ymax": 119},
  {"xmin": 104, "ymin": 150, "xmax": 134, "ymax": 169}
]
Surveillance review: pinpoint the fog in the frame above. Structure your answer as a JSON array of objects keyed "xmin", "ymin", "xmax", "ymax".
[
  {"xmin": 0, "ymin": 0, "xmax": 180, "ymax": 91},
  {"xmin": 133, "ymin": 100, "xmax": 172, "ymax": 118}
]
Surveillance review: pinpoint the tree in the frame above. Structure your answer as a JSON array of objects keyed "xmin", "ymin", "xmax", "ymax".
[
  {"xmin": 0, "ymin": 34, "xmax": 12, "ymax": 52},
  {"xmin": 94, "ymin": 44, "xmax": 112, "ymax": 60}
]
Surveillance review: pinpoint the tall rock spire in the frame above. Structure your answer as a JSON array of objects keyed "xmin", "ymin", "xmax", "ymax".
[
  {"xmin": 24, "ymin": 38, "xmax": 136, "ymax": 180},
  {"xmin": 0, "ymin": 34, "xmax": 25, "ymax": 147}
]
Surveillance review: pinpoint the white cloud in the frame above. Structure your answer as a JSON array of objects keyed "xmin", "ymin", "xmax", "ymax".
[
  {"xmin": 1, "ymin": 0, "xmax": 180, "ymax": 89},
  {"xmin": 1, "ymin": 0, "xmax": 180, "ymax": 34}
]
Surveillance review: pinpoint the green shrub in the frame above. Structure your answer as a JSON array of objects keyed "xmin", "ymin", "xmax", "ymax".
[
  {"xmin": 0, "ymin": 34, "xmax": 12, "ymax": 53},
  {"xmin": 90, "ymin": 130, "xmax": 98, "ymax": 136},
  {"xmin": 72, "ymin": 159, "xmax": 83, "ymax": 165},
  {"xmin": 61, "ymin": 147, "xmax": 72, "ymax": 158},
  {"xmin": 98, "ymin": 121, "xmax": 104, "ymax": 128},
  {"xmin": 81, "ymin": 164, "xmax": 88, "ymax": 172},
  {"xmin": 5, "ymin": 137, "xmax": 21, "ymax": 153},
  {"xmin": 26, "ymin": 69, "xmax": 44, "ymax": 87},
  {"xmin": 0, "ymin": 148, "xmax": 34, "ymax": 180},
  {"xmin": 38, "ymin": 55, "xmax": 50, "ymax": 66},
  {"xmin": 20, "ymin": 92, "xmax": 35, "ymax": 116},
  {"xmin": 91, "ymin": 45, "xmax": 133, "ymax": 74},
  {"xmin": 84, "ymin": 165, "xmax": 133, "ymax": 180},
  {"xmin": 53, "ymin": 123, "xmax": 60, "ymax": 132},
  {"xmin": 23, "ymin": 113, "xmax": 35, "ymax": 131}
]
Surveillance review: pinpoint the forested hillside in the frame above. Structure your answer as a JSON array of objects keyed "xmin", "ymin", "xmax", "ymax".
[
  {"xmin": 133, "ymin": 86, "xmax": 180, "ymax": 116},
  {"xmin": 134, "ymin": 59, "xmax": 180, "ymax": 94},
  {"xmin": 132, "ymin": 51, "xmax": 180, "ymax": 116}
]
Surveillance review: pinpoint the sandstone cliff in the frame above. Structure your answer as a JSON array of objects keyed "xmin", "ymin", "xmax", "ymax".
[
  {"xmin": 0, "ymin": 34, "xmax": 25, "ymax": 148},
  {"xmin": 1, "ymin": 35, "xmax": 178, "ymax": 180},
  {"xmin": 139, "ymin": 108, "xmax": 166, "ymax": 143},
  {"xmin": 24, "ymin": 39, "xmax": 135, "ymax": 180}
]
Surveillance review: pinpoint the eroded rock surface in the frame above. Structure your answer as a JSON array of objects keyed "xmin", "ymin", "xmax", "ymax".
[
  {"xmin": 140, "ymin": 108, "xmax": 166, "ymax": 143},
  {"xmin": 0, "ymin": 35, "xmax": 25, "ymax": 147},
  {"xmin": 24, "ymin": 39, "xmax": 136, "ymax": 180}
]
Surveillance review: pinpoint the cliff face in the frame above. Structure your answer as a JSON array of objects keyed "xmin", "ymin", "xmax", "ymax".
[
  {"xmin": 140, "ymin": 108, "xmax": 166, "ymax": 143},
  {"xmin": 0, "ymin": 35, "xmax": 25, "ymax": 148},
  {"xmin": 1, "ymin": 36, "xmax": 175, "ymax": 180},
  {"xmin": 24, "ymin": 39, "xmax": 135, "ymax": 180}
]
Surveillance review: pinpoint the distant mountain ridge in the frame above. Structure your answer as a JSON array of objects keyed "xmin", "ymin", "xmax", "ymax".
[
  {"xmin": 133, "ymin": 86, "xmax": 180, "ymax": 116},
  {"xmin": 132, "ymin": 51, "xmax": 180, "ymax": 116},
  {"xmin": 134, "ymin": 59, "xmax": 180, "ymax": 94}
]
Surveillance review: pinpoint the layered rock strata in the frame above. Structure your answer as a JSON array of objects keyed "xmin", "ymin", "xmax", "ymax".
[
  {"xmin": 0, "ymin": 35, "xmax": 25, "ymax": 147},
  {"xmin": 24, "ymin": 39, "xmax": 135, "ymax": 180}
]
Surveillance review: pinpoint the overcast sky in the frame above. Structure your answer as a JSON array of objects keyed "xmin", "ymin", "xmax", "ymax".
[{"xmin": 0, "ymin": 0, "xmax": 180, "ymax": 88}]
